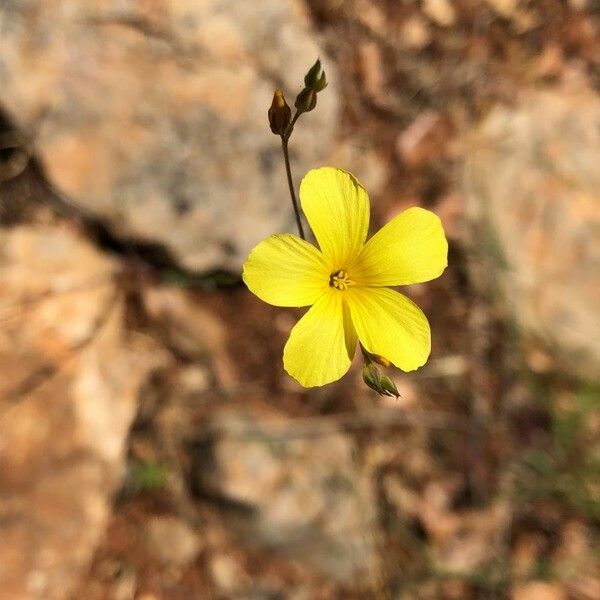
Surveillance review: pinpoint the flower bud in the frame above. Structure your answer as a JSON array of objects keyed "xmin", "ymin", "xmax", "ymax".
[
  {"xmin": 304, "ymin": 59, "xmax": 327, "ymax": 92},
  {"xmin": 268, "ymin": 89, "xmax": 291, "ymax": 135},
  {"xmin": 294, "ymin": 87, "xmax": 317, "ymax": 113},
  {"xmin": 362, "ymin": 363, "xmax": 400, "ymax": 398}
]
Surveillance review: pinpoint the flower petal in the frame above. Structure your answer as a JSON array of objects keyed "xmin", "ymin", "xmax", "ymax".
[
  {"xmin": 299, "ymin": 167, "xmax": 370, "ymax": 268},
  {"xmin": 351, "ymin": 207, "xmax": 448, "ymax": 286},
  {"xmin": 283, "ymin": 290, "xmax": 356, "ymax": 387},
  {"xmin": 341, "ymin": 298, "xmax": 358, "ymax": 362},
  {"xmin": 243, "ymin": 234, "xmax": 329, "ymax": 307},
  {"xmin": 347, "ymin": 287, "xmax": 431, "ymax": 372}
]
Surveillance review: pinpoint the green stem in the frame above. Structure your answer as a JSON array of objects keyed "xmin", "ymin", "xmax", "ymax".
[
  {"xmin": 360, "ymin": 344, "xmax": 373, "ymax": 364},
  {"xmin": 285, "ymin": 110, "xmax": 302, "ymax": 138},
  {"xmin": 281, "ymin": 136, "xmax": 305, "ymax": 240}
]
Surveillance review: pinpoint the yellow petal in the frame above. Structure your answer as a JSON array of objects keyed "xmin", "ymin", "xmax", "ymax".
[
  {"xmin": 283, "ymin": 290, "xmax": 356, "ymax": 387},
  {"xmin": 243, "ymin": 234, "xmax": 329, "ymax": 307},
  {"xmin": 299, "ymin": 167, "xmax": 370, "ymax": 268},
  {"xmin": 347, "ymin": 287, "xmax": 431, "ymax": 372},
  {"xmin": 351, "ymin": 207, "xmax": 448, "ymax": 286},
  {"xmin": 341, "ymin": 298, "xmax": 358, "ymax": 363}
]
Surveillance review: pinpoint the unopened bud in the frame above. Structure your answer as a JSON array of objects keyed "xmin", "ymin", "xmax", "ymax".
[
  {"xmin": 379, "ymin": 374, "xmax": 400, "ymax": 398},
  {"xmin": 294, "ymin": 87, "xmax": 317, "ymax": 113},
  {"xmin": 268, "ymin": 89, "xmax": 291, "ymax": 135},
  {"xmin": 362, "ymin": 363, "xmax": 400, "ymax": 398},
  {"xmin": 304, "ymin": 59, "xmax": 327, "ymax": 92}
]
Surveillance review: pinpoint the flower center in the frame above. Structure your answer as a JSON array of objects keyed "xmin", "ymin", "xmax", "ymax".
[{"xmin": 329, "ymin": 269, "xmax": 352, "ymax": 291}]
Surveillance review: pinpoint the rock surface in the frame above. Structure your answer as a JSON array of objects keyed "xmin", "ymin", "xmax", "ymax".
[
  {"xmin": 145, "ymin": 516, "xmax": 200, "ymax": 567},
  {"xmin": 0, "ymin": 0, "xmax": 339, "ymax": 272},
  {"xmin": 464, "ymin": 84, "xmax": 600, "ymax": 379},
  {"xmin": 192, "ymin": 406, "xmax": 378, "ymax": 582},
  {"xmin": 0, "ymin": 225, "xmax": 164, "ymax": 600}
]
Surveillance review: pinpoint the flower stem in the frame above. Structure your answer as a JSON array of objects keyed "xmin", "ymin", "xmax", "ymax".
[
  {"xmin": 281, "ymin": 135, "xmax": 305, "ymax": 240},
  {"xmin": 360, "ymin": 344, "xmax": 373, "ymax": 364}
]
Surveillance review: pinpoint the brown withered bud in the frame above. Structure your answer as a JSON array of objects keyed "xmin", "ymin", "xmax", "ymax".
[{"xmin": 268, "ymin": 89, "xmax": 292, "ymax": 135}]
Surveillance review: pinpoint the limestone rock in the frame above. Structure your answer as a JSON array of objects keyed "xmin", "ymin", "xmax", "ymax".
[
  {"xmin": 0, "ymin": 0, "xmax": 339, "ymax": 272},
  {"xmin": 191, "ymin": 406, "xmax": 378, "ymax": 583},
  {"xmin": 0, "ymin": 225, "xmax": 164, "ymax": 600},
  {"xmin": 484, "ymin": 0, "xmax": 519, "ymax": 19},
  {"xmin": 423, "ymin": 0, "xmax": 457, "ymax": 27},
  {"xmin": 512, "ymin": 582, "xmax": 566, "ymax": 600},
  {"xmin": 464, "ymin": 85, "xmax": 600, "ymax": 379},
  {"xmin": 145, "ymin": 516, "xmax": 200, "ymax": 567}
]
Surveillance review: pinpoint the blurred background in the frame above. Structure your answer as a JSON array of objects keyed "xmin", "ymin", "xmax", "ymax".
[{"xmin": 0, "ymin": 1, "xmax": 598, "ymax": 599}]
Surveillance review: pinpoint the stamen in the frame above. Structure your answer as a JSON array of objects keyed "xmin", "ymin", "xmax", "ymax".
[{"xmin": 329, "ymin": 269, "xmax": 352, "ymax": 290}]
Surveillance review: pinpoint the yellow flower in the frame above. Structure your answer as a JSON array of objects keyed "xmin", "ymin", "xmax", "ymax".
[{"xmin": 243, "ymin": 167, "xmax": 448, "ymax": 387}]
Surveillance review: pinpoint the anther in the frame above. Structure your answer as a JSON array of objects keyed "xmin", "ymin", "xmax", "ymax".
[{"xmin": 329, "ymin": 269, "xmax": 351, "ymax": 290}]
